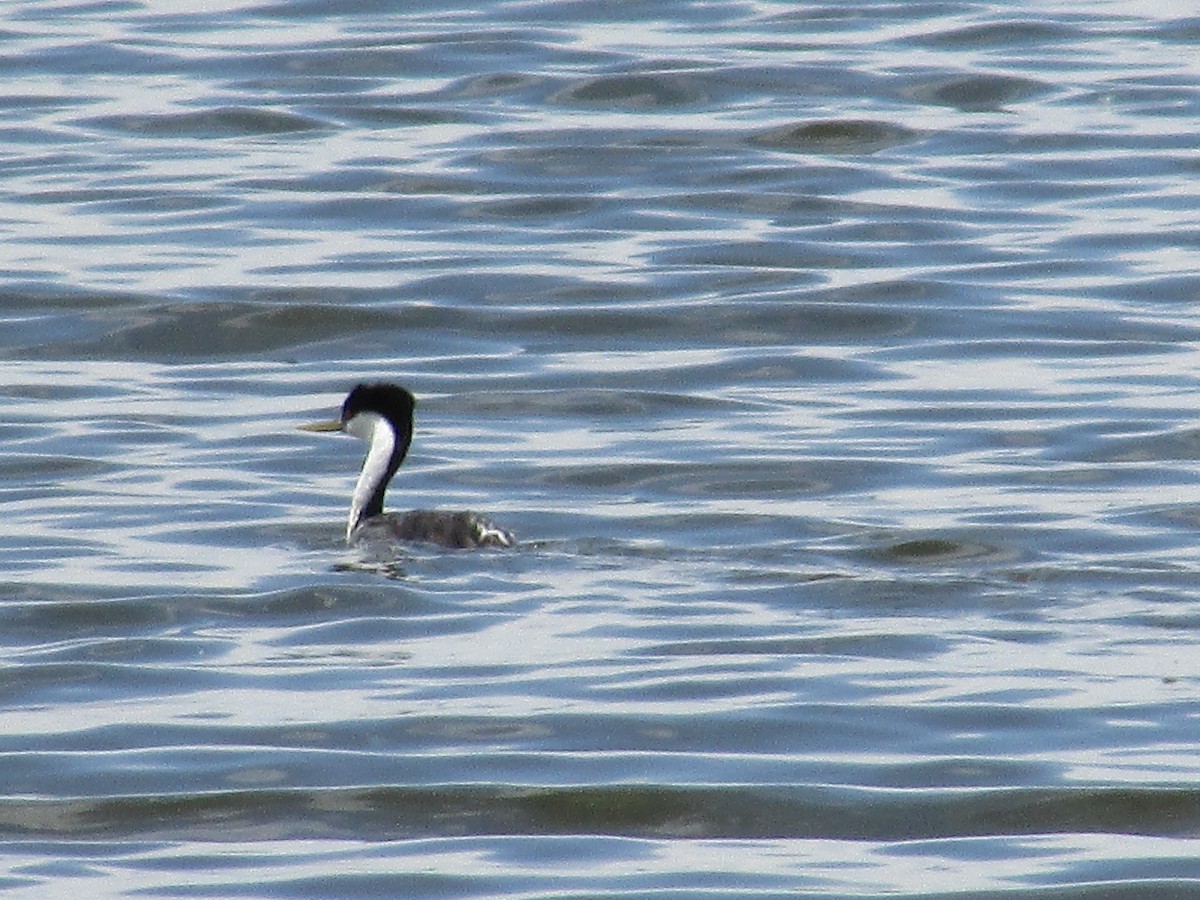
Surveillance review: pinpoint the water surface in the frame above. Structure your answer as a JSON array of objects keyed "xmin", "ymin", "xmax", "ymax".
[{"xmin": 2, "ymin": 1, "xmax": 1200, "ymax": 897}]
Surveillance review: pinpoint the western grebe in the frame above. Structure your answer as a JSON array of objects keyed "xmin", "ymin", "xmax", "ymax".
[{"xmin": 300, "ymin": 382, "xmax": 514, "ymax": 549}]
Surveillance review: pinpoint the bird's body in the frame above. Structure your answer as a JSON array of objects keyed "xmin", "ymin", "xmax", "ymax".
[
  {"xmin": 356, "ymin": 509, "xmax": 514, "ymax": 549},
  {"xmin": 301, "ymin": 383, "xmax": 514, "ymax": 550}
]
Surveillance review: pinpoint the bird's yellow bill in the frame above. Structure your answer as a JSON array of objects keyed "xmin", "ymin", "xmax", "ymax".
[{"xmin": 298, "ymin": 419, "xmax": 344, "ymax": 433}]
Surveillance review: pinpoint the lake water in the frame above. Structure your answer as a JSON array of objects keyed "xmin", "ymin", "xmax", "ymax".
[{"xmin": 2, "ymin": 1, "xmax": 1200, "ymax": 897}]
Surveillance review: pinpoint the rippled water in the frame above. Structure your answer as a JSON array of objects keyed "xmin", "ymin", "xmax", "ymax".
[{"xmin": 3, "ymin": 1, "xmax": 1200, "ymax": 897}]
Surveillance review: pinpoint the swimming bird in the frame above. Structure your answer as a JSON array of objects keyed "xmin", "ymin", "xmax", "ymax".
[{"xmin": 300, "ymin": 382, "xmax": 514, "ymax": 549}]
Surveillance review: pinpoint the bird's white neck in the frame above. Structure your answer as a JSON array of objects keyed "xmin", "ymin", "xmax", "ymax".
[{"xmin": 346, "ymin": 411, "xmax": 395, "ymax": 540}]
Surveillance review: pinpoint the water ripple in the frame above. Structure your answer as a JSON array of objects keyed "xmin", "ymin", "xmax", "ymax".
[{"xmin": 1, "ymin": 0, "xmax": 1199, "ymax": 896}]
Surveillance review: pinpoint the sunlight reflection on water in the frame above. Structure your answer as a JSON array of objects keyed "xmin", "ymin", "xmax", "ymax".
[{"xmin": 2, "ymin": 0, "xmax": 1200, "ymax": 896}]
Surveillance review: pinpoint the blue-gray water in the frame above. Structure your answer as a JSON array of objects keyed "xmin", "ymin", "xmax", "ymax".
[{"xmin": 2, "ymin": 1, "xmax": 1200, "ymax": 897}]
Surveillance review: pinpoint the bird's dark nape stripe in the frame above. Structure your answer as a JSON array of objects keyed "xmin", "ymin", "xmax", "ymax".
[{"xmin": 345, "ymin": 383, "xmax": 415, "ymax": 521}]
